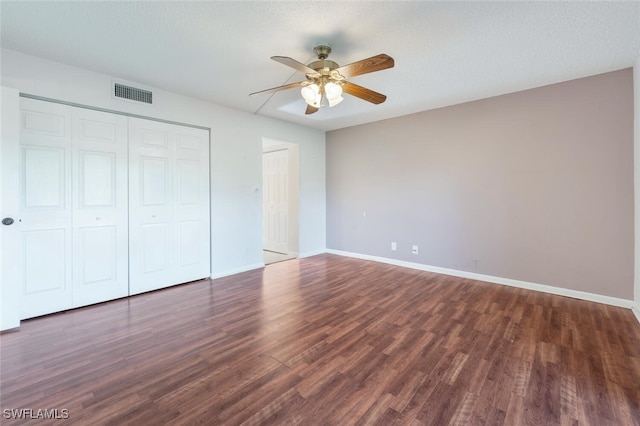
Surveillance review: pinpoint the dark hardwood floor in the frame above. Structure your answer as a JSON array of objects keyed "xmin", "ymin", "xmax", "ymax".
[{"xmin": 1, "ymin": 254, "xmax": 639, "ymax": 425}]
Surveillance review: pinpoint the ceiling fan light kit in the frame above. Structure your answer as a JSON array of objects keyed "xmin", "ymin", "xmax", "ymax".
[
  {"xmin": 250, "ymin": 44, "xmax": 394, "ymax": 115},
  {"xmin": 301, "ymin": 84, "xmax": 321, "ymax": 107},
  {"xmin": 324, "ymin": 82, "xmax": 344, "ymax": 107}
]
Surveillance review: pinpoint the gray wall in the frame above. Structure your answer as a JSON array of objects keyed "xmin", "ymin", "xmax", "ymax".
[{"xmin": 327, "ymin": 68, "xmax": 634, "ymax": 300}]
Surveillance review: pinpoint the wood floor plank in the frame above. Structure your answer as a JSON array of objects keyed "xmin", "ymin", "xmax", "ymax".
[{"xmin": 1, "ymin": 254, "xmax": 639, "ymax": 425}]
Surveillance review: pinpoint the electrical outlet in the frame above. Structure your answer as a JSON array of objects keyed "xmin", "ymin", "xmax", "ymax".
[
  {"xmin": 391, "ymin": 242, "xmax": 397, "ymax": 251},
  {"xmin": 412, "ymin": 245, "xmax": 419, "ymax": 254}
]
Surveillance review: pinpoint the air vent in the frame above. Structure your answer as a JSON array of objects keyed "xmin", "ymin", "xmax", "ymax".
[{"xmin": 113, "ymin": 82, "xmax": 153, "ymax": 105}]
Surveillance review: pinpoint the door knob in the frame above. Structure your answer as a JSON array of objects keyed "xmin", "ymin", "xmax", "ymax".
[{"xmin": 2, "ymin": 217, "xmax": 15, "ymax": 226}]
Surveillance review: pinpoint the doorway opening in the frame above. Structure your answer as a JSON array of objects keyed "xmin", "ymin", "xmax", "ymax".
[{"xmin": 262, "ymin": 139, "xmax": 299, "ymax": 265}]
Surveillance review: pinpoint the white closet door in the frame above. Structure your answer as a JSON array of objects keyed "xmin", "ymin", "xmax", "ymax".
[
  {"xmin": 71, "ymin": 108, "xmax": 128, "ymax": 307},
  {"xmin": 18, "ymin": 98, "xmax": 73, "ymax": 318},
  {"xmin": 128, "ymin": 118, "xmax": 209, "ymax": 295},
  {"xmin": 128, "ymin": 119, "xmax": 172, "ymax": 293}
]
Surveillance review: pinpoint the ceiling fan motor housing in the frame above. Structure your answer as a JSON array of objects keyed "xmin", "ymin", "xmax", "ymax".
[
  {"xmin": 307, "ymin": 60, "xmax": 341, "ymax": 75},
  {"xmin": 313, "ymin": 44, "xmax": 332, "ymax": 59}
]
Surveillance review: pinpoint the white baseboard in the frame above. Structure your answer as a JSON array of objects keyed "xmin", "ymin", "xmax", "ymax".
[
  {"xmin": 298, "ymin": 249, "xmax": 327, "ymax": 258},
  {"xmin": 326, "ymin": 249, "xmax": 635, "ymax": 309},
  {"xmin": 633, "ymin": 305, "xmax": 640, "ymax": 324},
  {"xmin": 210, "ymin": 262, "xmax": 264, "ymax": 280}
]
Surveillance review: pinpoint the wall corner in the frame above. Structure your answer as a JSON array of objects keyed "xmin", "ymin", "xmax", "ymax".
[{"xmin": 635, "ymin": 57, "xmax": 640, "ymax": 311}]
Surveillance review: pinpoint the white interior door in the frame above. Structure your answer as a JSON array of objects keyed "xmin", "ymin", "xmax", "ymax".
[
  {"xmin": 1, "ymin": 87, "xmax": 21, "ymax": 330},
  {"xmin": 17, "ymin": 98, "xmax": 73, "ymax": 319},
  {"xmin": 71, "ymin": 108, "xmax": 129, "ymax": 307},
  {"xmin": 173, "ymin": 126, "xmax": 211, "ymax": 283},
  {"xmin": 129, "ymin": 118, "xmax": 210, "ymax": 295},
  {"xmin": 263, "ymin": 149, "xmax": 289, "ymax": 254}
]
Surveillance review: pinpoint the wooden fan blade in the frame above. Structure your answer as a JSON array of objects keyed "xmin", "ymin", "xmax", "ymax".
[
  {"xmin": 271, "ymin": 56, "xmax": 320, "ymax": 78},
  {"xmin": 334, "ymin": 54, "xmax": 394, "ymax": 78},
  {"xmin": 249, "ymin": 81, "xmax": 305, "ymax": 96},
  {"xmin": 305, "ymin": 104, "xmax": 319, "ymax": 115},
  {"xmin": 342, "ymin": 81, "xmax": 387, "ymax": 104}
]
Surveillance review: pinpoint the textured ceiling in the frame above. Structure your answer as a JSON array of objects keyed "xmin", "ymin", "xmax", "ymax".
[{"xmin": 1, "ymin": 1, "xmax": 639, "ymax": 131}]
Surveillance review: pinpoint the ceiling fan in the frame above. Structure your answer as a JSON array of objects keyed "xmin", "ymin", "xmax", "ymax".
[{"xmin": 250, "ymin": 44, "xmax": 394, "ymax": 115}]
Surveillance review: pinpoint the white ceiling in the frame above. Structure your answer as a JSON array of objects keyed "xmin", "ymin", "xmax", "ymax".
[{"xmin": 1, "ymin": 1, "xmax": 639, "ymax": 131}]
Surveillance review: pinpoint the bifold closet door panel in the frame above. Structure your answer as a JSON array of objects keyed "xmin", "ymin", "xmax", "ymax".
[
  {"xmin": 128, "ymin": 118, "xmax": 172, "ymax": 294},
  {"xmin": 71, "ymin": 108, "xmax": 129, "ymax": 307},
  {"xmin": 128, "ymin": 118, "xmax": 210, "ymax": 295},
  {"xmin": 17, "ymin": 98, "xmax": 73, "ymax": 319}
]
